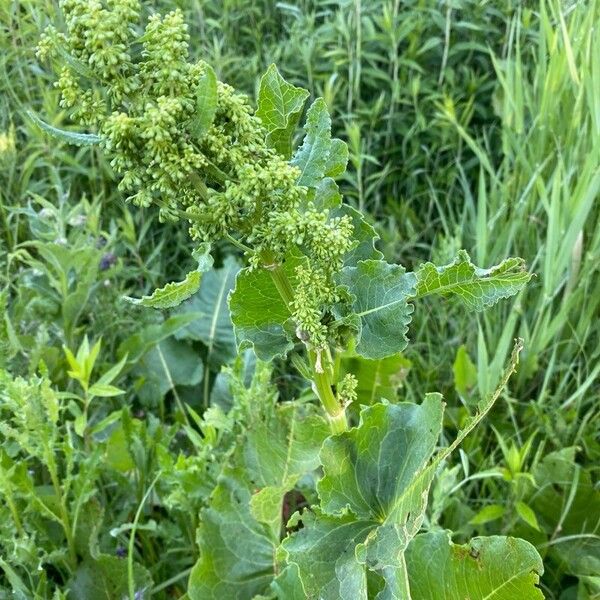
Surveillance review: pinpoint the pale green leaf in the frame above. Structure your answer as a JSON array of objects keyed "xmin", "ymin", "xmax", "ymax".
[
  {"xmin": 125, "ymin": 244, "xmax": 212, "ymax": 309},
  {"xmin": 470, "ymin": 504, "xmax": 506, "ymax": 525},
  {"xmin": 190, "ymin": 63, "xmax": 218, "ymax": 140},
  {"xmin": 405, "ymin": 531, "xmax": 544, "ymax": 599},
  {"xmin": 256, "ymin": 64, "xmax": 309, "ymax": 158},
  {"xmin": 26, "ymin": 110, "xmax": 102, "ymax": 146},
  {"xmin": 516, "ymin": 501, "xmax": 541, "ymax": 531},
  {"xmin": 453, "ymin": 344, "xmax": 477, "ymax": 397},
  {"xmin": 336, "ymin": 260, "xmax": 416, "ymax": 359},
  {"xmin": 87, "ymin": 383, "xmax": 124, "ymax": 398},
  {"xmin": 413, "ymin": 250, "xmax": 531, "ymax": 310},
  {"xmin": 324, "ymin": 137, "xmax": 349, "ymax": 178},
  {"xmin": 291, "ymin": 98, "xmax": 332, "ymax": 187}
]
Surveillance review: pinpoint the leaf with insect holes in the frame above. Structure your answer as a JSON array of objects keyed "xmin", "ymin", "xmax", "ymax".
[
  {"xmin": 26, "ymin": 110, "xmax": 102, "ymax": 146},
  {"xmin": 125, "ymin": 244, "xmax": 213, "ymax": 309},
  {"xmin": 405, "ymin": 531, "xmax": 544, "ymax": 599},
  {"xmin": 291, "ymin": 98, "xmax": 348, "ymax": 187},
  {"xmin": 188, "ymin": 402, "xmax": 328, "ymax": 600},
  {"xmin": 336, "ymin": 260, "xmax": 417, "ymax": 360},
  {"xmin": 281, "ymin": 342, "xmax": 531, "ymax": 599},
  {"xmin": 190, "ymin": 63, "xmax": 218, "ymax": 140},
  {"xmin": 256, "ymin": 64, "xmax": 310, "ymax": 159},
  {"xmin": 413, "ymin": 250, "xmax": 531, "ymax": 310}
]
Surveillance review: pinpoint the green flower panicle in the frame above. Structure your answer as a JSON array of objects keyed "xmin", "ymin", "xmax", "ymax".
[{"xmin": 39, "ymin": 0, "xmax": 355, "ymax": 350}]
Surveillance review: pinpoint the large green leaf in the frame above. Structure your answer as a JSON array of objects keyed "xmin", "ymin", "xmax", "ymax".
[
  {"xmin": 134, "ymin": 337, "xmax": 203, "ymax": 405},
  {"xmin": 228, "ymin": 255, "xmax": 302, "ymax": 361},
  {"xmin": 188, "ymin": 402, "xmax": 329, "ymax": 600},
  {"xmin": 256, "ymin": 64, "xmax": 310, "ymax": 159},
  {"xmin": 281, "ymin": 342, "xmax": 529, "ymax": 599},
  {"xmin": 291, "ymin": 98, "xmax": 347, "ymax": 187},
  {"xmin": 125, "ymin": 244, "xmax": 213, "ymax": 309},
  {"xmin": 405, "ymin": 531, "xmax": 544, "ymax": 599},
  {"xmin": 281, "ymin": 395, "xmax": 443, "ymax": 599},
  {"xmin": 176, "ymin": 256, "xmax": 239, "ymax": 368},
  {"xmin": 412, "ymin": 250, "xmax": 531, "ymax": 310},
  {"xmin": 67, "ymin": 554, "xmax": 152, "ymax": 600},
  {"xmin": 336, "ymin": 260, "xmax": 417, "ymax": 360}
]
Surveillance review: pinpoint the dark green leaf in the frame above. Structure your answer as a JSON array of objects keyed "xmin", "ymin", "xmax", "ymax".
[
  {"xmin": 176, "ymin": 256, "xmax": 239, "ymax": 368},
  {"xmin": 67, "ymin": 554, "xmax": 152, "ymax": 600},
  {"xmin": 336, "ymin": 260, "xmax": 416, "ymax": 359}
]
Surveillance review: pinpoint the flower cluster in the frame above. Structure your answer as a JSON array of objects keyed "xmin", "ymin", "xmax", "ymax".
[{"xmin": 39, "ymin": 0, "xmax": 355, "ymax": 351}]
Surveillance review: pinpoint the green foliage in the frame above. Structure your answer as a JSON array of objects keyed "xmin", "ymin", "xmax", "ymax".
[
  {"xmin": 125, "ymin": 244, "xmax": 213, "ymax": 309},
  {"xmin": 1, "ymin": 0, "xmax": 598, "ymax": 597},
  {"xmin": 405, "ymin": 532, "xmax": 544, "ymax": 599}
]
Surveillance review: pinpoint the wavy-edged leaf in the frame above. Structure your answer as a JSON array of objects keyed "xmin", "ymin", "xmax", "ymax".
[
  {"xmin": 406, "ymin": 531, "xmax": 544, "ymax": 599},
  {"xmin": 336, "ymin": 260, "xmax": 416, "ymax": 360},
  {"xmin": 413, "ymin": 250, "xmax": 531, "ymax": 310},
  {"xmin": 26, "ymin": 110, "xmax": 102, "ymax": 146},
  {"xmin": 175, "ymin": 256, "xmax": 240, "ymax": 368},
  {"xmin": 188, "ymin": 402, "xmax": 329, "ymax": 600},
  {"xmin": 291, "ymin": 98, "xmax": 332, "ymax": 188},
  {"xmin": 325, "ymin": 137, "xmax": 349, "ymax": 178},
  {"xmin": 256, "ymin": 64, "xmax": 310, "ymax": 159},
  {"xmin": 190, "ymin": 63, "xmax": 218, "ymax": 139},
  {"xmin": 281, "ymin": 341, "xmax": 527, "ymax": 599},
  {"xmin": 126, "ymin": 244, "xmax": 213, "ymax": 309}
]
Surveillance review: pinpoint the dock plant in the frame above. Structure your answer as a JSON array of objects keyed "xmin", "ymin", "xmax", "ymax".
[{"xmin": 32, "ymin": 1, "xmax": 545, "ymax": 597}]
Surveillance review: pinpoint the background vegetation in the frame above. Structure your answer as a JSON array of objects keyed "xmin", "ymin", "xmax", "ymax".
[{"xmin": 0, "ymin": 0, "xmax": 598, "ymax": 598}]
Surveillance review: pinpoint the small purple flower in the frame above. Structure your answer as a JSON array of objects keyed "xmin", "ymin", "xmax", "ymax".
[
  {"xmin": 100, "ymin": 252, "xmax": 117, "ymax": 270},
  {"xmin": 115, "ymin": 545, "xmax": 127, "ymax": 558}
]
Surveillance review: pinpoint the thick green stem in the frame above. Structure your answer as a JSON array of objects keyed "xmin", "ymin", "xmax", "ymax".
[{"xmin": 266, "ymin": 261, "xmax": 348, "ymax": 434}]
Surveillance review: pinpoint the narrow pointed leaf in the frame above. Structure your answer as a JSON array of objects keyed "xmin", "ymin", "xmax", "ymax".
[
  {"xmin": 413, "ymin": 250, "xmax": 531, "ymax": 310},
  {"xmin": 256, "ymin": 64, "xmax": 310, "ymax": 159},
  {"xmin": 27, "ymin": 110, "xmax": 102, "ymax": 146},
  {"xmin": 190, "ymin": 63, "xmax": 218, "ymax": 139}
]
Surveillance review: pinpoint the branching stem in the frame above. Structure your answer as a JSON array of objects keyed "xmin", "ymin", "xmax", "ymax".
[{"xmin": 267, "ymin": 261, "xmax": 348, "ymax": 434}]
